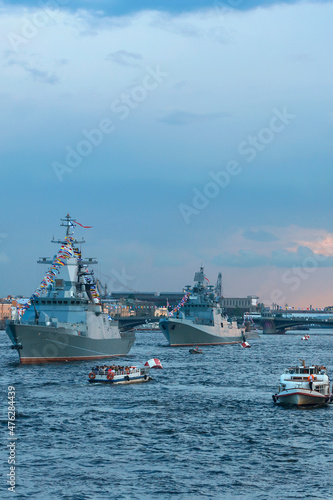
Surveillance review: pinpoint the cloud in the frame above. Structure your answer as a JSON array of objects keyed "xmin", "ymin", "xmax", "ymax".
[
  {"xmin": 213, "ymin": 249, "xmax": 268, "ymax": 267},
  {"xmin": 0, "ymin": 0, "xmax": 305, "ymax": 17},
  {"xmin": 271, "ymin": 246, "xmax": 333, "ymax": 268},
  {"xmin": 3, "ymin": 55, "xmax": 59, "ymax": 84},
  {"xmin": 213, "ymin": 246, "xmax": 333, "ymax": 268},
  {"xmin": 158, "ymin": 109, "xmax": 230, "ymax": 125},
  {"xmin": 25, "ymin": 66, "xmax": 59, "ymax": 83},
  {"xmin": 0, "ymin": 1, "xmax": 333, "ymax": 305},
  {"xmin": 105, "ymin": 49, "xmax": 143, "ymax": 67},
  {"xmin": 242, "ymin": 229, "xmax": 278, "ymax": 242},
  {"xmin": 150, "ymin": 13, "xmax": 204, "ymax": 38},
  {"xmin": 288, "ymin": 53, "xmax": 313, "ymax": 63}
]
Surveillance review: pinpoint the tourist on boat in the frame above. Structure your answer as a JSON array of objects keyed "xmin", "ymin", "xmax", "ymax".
[{"xmin": 308, "ymin": 374, "xmax": 314, "ymax": 390}]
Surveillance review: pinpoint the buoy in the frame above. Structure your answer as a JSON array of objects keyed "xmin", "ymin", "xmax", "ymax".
[{"xmin": 241, "ymin": 341, "xmax": 251, "ymax": 348}]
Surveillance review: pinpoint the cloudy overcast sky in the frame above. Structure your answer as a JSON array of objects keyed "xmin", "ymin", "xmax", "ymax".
[{"xmin": 0, "ymin": 0, "xmax": 332, "ymax": 308}]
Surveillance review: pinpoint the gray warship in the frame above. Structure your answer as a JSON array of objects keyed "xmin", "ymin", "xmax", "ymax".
[
  {"xmin": 6, "ymin": 215, "xmax": 135, "ymax": 364},
  {"xmin": 159, "ymin": 267, "xmax": 245, "ymax": 346}
]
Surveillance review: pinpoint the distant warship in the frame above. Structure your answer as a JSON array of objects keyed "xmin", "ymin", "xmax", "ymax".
[
  {"xmin": 6, "ymin": 214, "xmax": 135, "ymax": 363},
  {"xmin": 159, "ymin": 267, "xmax": 244, "ymax": 346}
]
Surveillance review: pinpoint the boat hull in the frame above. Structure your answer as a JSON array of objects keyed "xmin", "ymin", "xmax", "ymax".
[
  {"xmin": 6, "ymin": 321, "xmax": 135, "ymax": 364},
  {"xmin": 159, "ymin": 318, "xmax": 243, "ymax": 346},
  {"xmin": 273, "ymin": 390, "xmax": 329, "ymax": 406},
  {"xmin": 88, "ymin": 367, "xmax": 151, "ymax": 385},
  {"xmin": 89, "ymin": 376, "xmax": 152, "ymax": 385}
]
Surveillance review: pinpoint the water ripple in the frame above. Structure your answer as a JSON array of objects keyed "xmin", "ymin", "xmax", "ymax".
[{"xmin": 1, "ymin": 330, "xmax": 333, "ymax": 499}]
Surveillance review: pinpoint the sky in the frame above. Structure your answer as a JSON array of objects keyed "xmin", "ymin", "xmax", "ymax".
[{"xmin": 0, "ymin": 0, "xmax": 333, "ymax": 308}]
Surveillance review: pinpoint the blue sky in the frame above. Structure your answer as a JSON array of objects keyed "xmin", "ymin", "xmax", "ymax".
[{"xmin": 1, "ymin": 0, "xmax": 333, "ymax": 307}]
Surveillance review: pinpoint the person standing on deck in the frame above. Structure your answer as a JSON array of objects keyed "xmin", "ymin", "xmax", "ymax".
[{"xmin": 308, "ymin": 374, "xmax": 314, "ymax": 390}]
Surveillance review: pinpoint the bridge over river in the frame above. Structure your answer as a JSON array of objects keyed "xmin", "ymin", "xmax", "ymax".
[
  {"xmin": 115, "ymin": 316, "xmax": 160, "ymax": 331},
  {"xmin": 260, "ymin": 312, "xmax": 333, "ymax": 334}
]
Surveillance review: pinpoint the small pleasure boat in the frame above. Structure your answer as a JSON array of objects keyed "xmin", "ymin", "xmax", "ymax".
[
  {"xmin": 88, "ymin": 364, "xmax": 152, "ymax": 385},
  {"xmin": 272, "ymin": 360, "xmax": 332, "ymax": 406},
  {"xmin": 189, "ymin": 346, "xmax": 203, "ymax": 354}
]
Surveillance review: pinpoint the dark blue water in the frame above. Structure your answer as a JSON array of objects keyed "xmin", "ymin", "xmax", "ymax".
[{"xmin": 1, "ymin": 330, "xmax": 333, "ymax": 499}]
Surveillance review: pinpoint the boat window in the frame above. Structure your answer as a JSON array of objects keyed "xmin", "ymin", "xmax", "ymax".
[
  {"xmin": 47, "ymin": 301, "xmax": 51, "ymax": 304},
  {"xmin": 41, "ymin": 301, "xmax": 46, "ymax": 304},
  {"xmin": 76, "ymin": 301, "xmax": 80, "ymax": 304},
  {"xmin": 71, "ymin": 301, "xmax": 75, "ymax": 304},
  {"xmin": 58, "ymin": 301, "xmax": 62, "ymax": 304}
]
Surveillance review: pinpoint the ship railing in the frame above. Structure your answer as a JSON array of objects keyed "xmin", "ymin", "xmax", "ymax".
[
  {"xmin": 285, "ymin": 367, "xmax": 327, "ymax": 375},
  {"xmin": 97, "ymin": 367, "xmax": 149, "ymax": 376},
  {"xmin": 282, "ymin": 382, "xmax": 326, "ymax": 393},
  {"xmin": 288, "ymin": 376, "xmax": 318, "ymax": 381}
]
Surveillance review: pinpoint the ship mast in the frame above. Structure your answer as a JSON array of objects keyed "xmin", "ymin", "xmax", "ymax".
[
  {"xmin": 51, "ymin": 213, "xmax": 85, "ymax": 246},
  {"xmin": 38, "ymin": 214, "xmax": 96, "ymax": 266}
]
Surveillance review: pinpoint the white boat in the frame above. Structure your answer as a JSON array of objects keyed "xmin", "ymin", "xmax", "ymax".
[
  {"xmin": 88, "ymin": 364, "xmax": 152, "ymax": 385},
  {"xmin": 272, "ymin": 360, "xmax": 332, "ymax": 406}
]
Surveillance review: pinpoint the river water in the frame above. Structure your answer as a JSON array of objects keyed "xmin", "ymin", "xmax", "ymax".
[{"xmin": 1, "ymin": 329, "xmax": 333, "ymax": 499}]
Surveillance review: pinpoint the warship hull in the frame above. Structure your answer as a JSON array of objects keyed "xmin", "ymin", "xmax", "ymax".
[
  {"xmin": 6, "ymin": 321, "xmax": 135, "ymax": 364},
  {"xmin": 159, "ymin": 318, "xmax": 243, "ymax": 346}
]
